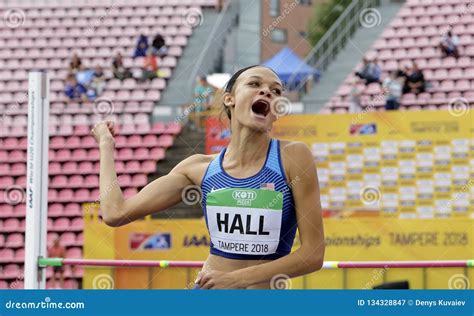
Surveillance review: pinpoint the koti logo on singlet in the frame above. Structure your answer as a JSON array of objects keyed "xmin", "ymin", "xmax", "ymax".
[
  {"xmin": 206, "ymin": 188, "xmax": 283, "ymax": 255},
  {"xmin": 232, "ymin": 189, "xmax": 257, "ymax": 206}
]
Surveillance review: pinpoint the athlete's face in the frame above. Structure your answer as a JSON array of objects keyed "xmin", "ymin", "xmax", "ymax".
[{"xmin": 224, "ymin": 67, "xmax": 283, "ymax": 132}]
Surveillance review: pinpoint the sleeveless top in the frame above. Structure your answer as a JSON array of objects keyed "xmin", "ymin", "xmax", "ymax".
[{"xmin": 200, "ymin": 139, "xmax": 297, "ymax": 260}]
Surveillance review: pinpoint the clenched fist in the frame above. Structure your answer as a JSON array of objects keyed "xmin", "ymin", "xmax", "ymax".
[{"xmin": 91, "ymin": 121, "xmax": 117, "ymax": 146}]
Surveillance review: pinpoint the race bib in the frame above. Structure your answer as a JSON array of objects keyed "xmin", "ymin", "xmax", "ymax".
[{"xmin": 206, "ymin": 188, "xmax": 283, "ymax": 255}]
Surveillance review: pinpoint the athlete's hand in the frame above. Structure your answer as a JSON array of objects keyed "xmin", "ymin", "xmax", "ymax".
[
  {"xmin": 91, "ymin": 121, "xmax": 117, "ymax": 146},
  {"xmin": 195, "ymin": 270, "xmax": 244, "ymax": 289}
]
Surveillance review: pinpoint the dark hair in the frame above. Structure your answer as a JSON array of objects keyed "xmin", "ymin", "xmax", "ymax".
[{"xmin": 224, "ymin": 65, "xmax": 260, "ymax": 93}]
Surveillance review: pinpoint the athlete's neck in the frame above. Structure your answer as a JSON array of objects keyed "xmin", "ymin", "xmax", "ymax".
[{"xmin": 225, "ymin": 130, "xmax": 270, "ymax": 169}]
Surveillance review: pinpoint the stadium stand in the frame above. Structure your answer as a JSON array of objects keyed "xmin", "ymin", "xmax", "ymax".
[
  {"xmin": 0, "ymin": 0, "xmax": 217, "ymax": 288},
  {"xmin": 322, "ymin": 0, "xmax": 474, "ymax": 113}
]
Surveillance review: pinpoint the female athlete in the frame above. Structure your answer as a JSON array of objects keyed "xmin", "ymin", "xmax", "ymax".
[{"xmin": 91, "ymin": 65, "xmax": 325, "ymax": 289}]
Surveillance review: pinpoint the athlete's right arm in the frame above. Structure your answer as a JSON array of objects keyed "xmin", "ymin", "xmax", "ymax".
[{"xmin": 92, "ymin": 121, "xmax": 197, "ymax": 227}]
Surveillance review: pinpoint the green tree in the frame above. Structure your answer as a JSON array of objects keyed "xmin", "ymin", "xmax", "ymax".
[{"xmin": 306, "ymin": 0, "xmax": 352, "ymax": 46}]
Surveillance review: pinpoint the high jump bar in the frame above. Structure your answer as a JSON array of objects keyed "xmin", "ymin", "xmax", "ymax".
[{"xmin": 38, "ymin": 258, "xmax": 474, "ymax": 269}]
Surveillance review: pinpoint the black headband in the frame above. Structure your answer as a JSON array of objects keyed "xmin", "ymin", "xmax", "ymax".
[{"xmin": 224, "ymin": 64, "xmax": 260, "ymax": 93}]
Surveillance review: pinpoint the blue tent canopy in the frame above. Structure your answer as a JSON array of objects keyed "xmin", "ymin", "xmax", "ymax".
[{"xmin": 262, "ymin": 47, "xmax": 318, "ymax": 89}]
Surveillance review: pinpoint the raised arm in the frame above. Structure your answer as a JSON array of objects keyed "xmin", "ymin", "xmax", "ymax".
[{"xmin": 91, "ymin": 121, "xmax": 196, "ymax": 227}]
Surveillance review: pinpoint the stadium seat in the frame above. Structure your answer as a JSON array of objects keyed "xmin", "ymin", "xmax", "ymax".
[
  {"xmin": 61, "ymin": 232, "xmax": 76, "ymax": 246},
  {"xmin": 5, "ymin": 233, "xmax": 24, "ymax": 248},
  {"xmin": 49, "ymin": 203, "xmax": 64, "ymax": 216},
  {"xmin": 0, "ymin": 249, "xmax": 14, "ymax": 263},
  {"xmin": 2, "ymin": 264, "xmax": 22, "ymax": 278},
  {"xmin": 2, "ymin": 218, "xmax": 21, "ymax": 232}
]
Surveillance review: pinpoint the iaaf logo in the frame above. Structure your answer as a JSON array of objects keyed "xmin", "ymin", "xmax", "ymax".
[{"xmin": 232, "ymin": 190, "xmax": 257, "ymax": 206}]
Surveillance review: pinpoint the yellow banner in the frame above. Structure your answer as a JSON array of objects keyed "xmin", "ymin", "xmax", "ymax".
[
  {"xmin": 272, "ymin": 109, "xmax": 473, "ymax": 142},
  {"xmin": 114, "ymin": 219, "xmax": 210, "ymax": 261},
  {"xmin": 84, "ymin": 214, "xmax": 473, "ymax": 289},
  {"xmin": 272, "ymin": 110, "xmax": 474, "ymax": 218},
  {"xmin": 109, "ymin": 218, "xmax": 472, "ymax": 261}
]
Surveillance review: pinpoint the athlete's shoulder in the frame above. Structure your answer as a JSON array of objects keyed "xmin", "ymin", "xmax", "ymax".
[
  {"xmin": 277, "ymin": 139, "xmax": 315, "ymax": 176},
  {"xmin": 277, "ymin": 139, "xmax": 311, "ymax": 157},
  {"xmin": 171, "ymin": 153, "xmax": 219, "ymax": 184},
  {"xmin": 181, "ymin": 153, "xmax": 218, "ymax": 166},
  {"xmin": 171, "ymin": 153, "xmax": 217, "ymax": 172}
]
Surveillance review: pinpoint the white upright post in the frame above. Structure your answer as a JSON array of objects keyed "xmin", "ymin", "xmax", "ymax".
[{"xmin": 24, "ymin": 71, "xmax": 49, "ymax": 289}]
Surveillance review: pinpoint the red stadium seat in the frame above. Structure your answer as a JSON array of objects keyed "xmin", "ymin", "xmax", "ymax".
[
  {"xmin": 71, "ymin": 149, "xmax": 88, "ymax": 161},
  {"xmin": 14, "ymin": 248, "xmax": 25, "ymax": 262},
  {"xmin": 134, "ymin": 148, "xmax": 149, "ymax": 160},
  {"xmin": 54, "ymin": 217, "xmax": 71, "ymax": 231},
  {"xmin": 142, "ymin": 161, "xmax": 158, "ymax": 173},
  {"xmin": 69, "ymin": 175, "xmax": 84, "ymax": 188},
  {"xmin": 0, "ymin": 177, "xmax": 14, "ymax": 189},
  {"xmin": 118, "ymin": 148, "xmax": 134, "ymax": 160},
  {"xmin": 49, "ymin": 203, "xmax": 64, "ymax": 216},
  {"xmin": 62, "ymin": 162, "xmax": 78, "ymax": 174},
  {"xmin": 132, "ymin": 174, "xmax": 147, "ymax": 187},
  {"xmin": 66, "ymin": 247, "xmax": 82, "ymax": 258},
  {"xmin": 2, "ymin": 264, "xmax": 22, "ymax": 278},
  {"xmin": 0, "ymin": 249, "xmax": 14, "ymax": 263},
  {"xmin": 61, "ymin": 232, "xmax": 76, "ymax": 246},
  {"xmin": 150, "ymin": 148, "xmax": 165, "ymax": 160},
  {"xmin": 124, "ymin": 161, "xmax": 140, "ymax": 173},
  {"xmin": 56, "ymin": 149, "xmax": 71, "ymax": 161},
  {"xmin": 2, "ymin": 218, "xmax": 20, "ymax": 232},
  {"xmin": 51, "ymin": 175, "xmax": 68, "ymax": 188},
  {"xmin": 119, "ymin": 174, "xmax": 132, "ymax": 187},
  {"xmin": 5, "ymin": 233, "xmax": 24, "ymax": 248},
  {"xmin": 64, "ymin": 203, "xmax": 82, "ymax": 216},
  {"xmin": 57, "ymin": 189, "xmax": 74, "ymax": 202},
  {"xmin": 74, "ymin": 189, "xmax": 90, "ymax": 202}
]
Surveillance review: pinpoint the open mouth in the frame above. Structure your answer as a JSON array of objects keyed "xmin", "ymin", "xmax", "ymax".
[{"xmin": 251, "ymin": 99, "xmax": 270, "ymax": 117}]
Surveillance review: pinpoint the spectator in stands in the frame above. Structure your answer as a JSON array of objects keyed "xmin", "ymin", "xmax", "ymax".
[
  {"xmin": 75, "ymin": 68, "xmax": 98, "ymax": 100},
  {"xmin": 90, "ymin": 65, "xmax": 106, "ymax": 96},
  {"xmin": 151, "ymin": 33, "xmax": 168, "ymax": 57},
  {"xmin": 439, "ymin": 31, "xmax": 460, "ymax": 58},
  {"xmin": 48, "ymin": 238, "xmax": 66, "ymax": 289},
  {"xmin": 397, "ymin": 63, "xmax": 410, "ymax": 78},
  {"xmin": 349, "ymin": 77, "xmax": 363, "ymax": 113},
  {"xmin": 382, "ymin": 70, "xmax": 402, "ymax": 110},
  {"xmin": 112, "ymin": 52, "xmax": 132, "ymax": 80},
  {"xmin": 402, "ymin": 62, "xmax": 425, "ymax": 94},
  {"xmin": 355, "ymin": 58, "xmax": 382, "ymax": 85},
  {"xmin": 191, "ymin": 76, "xmax": 214, "ymax": 130},
  {"xmin": 140, "ymin": 49, "xmax": 158, "ymax": 82},
  {"xmin": 194, "ymin": 76, "xmax": 214, "ymax": 110},
  {"xmin": 69, "ymin": 53, "xmax": 82, "ymax": 73},
  {"xmin": 133, "ymin": 34, "xmax": 149, "ymax": 59},
  {"xmin": 64, "ymin": 73, "xmax": 88, "ymax": 101},
  {"xmin": 216, "ymin": 0, "xmax": 225, "ymax": 12}
]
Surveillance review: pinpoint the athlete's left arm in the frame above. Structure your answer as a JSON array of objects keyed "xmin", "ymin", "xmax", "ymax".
[{"xmin": 198, "ymin": 142, "xmax": 325, "ymax": 289}]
